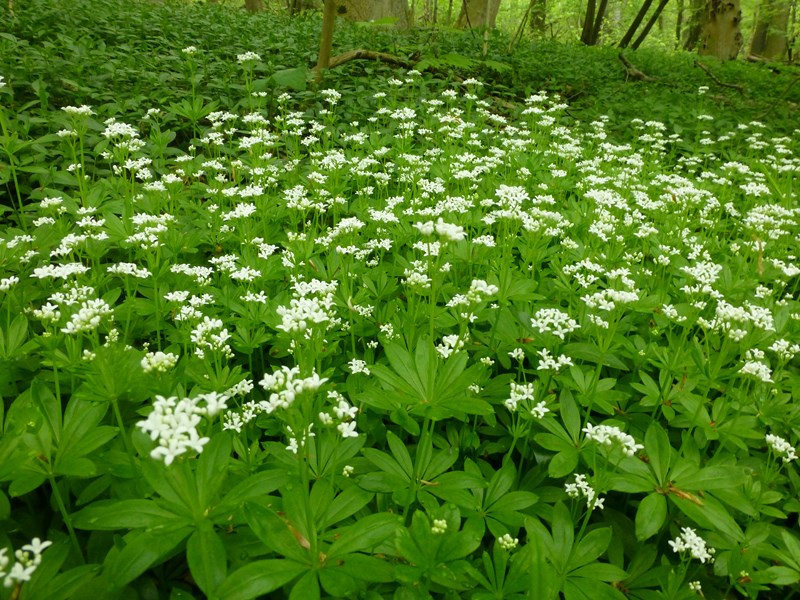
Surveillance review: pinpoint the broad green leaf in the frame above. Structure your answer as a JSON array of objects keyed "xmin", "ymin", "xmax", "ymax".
[
  {"xmin": 106, "ymin": 526, "xmax": 192, "ymax": 588},
  {"xmin": 216, "ymin": 559, "xmax": 306, "ymax": 600},
  {"xmin": 270, "ymin": 67, "xmax": 309, "ymax": 91},
  {"xmin": 569, "ymin": 527, "xmax": 612, "ymax": 570},
  {"xmin": 212, "ymin": 469, "xmax": 289, "ymax": 518},
  {"xmin": 644, "ymin": 422, "xmax": 671, "ymax": 484},
  {"xmin": 196, "ymin": 432, "xmax": 232, "ymax": 508},
  {"xmin": 319, "ymin": 485, "xmax": 373, "ymax": 530},
  {"xmin": 328, "ymin": 512, "xmax": 402, "ymax": 558},
  {"xmin": 187, "ymin": 522, "xmax": 227, "ymax": 597},
  {"xmin": 244, "ymin": 502, "xmax": 309, "ymax": 563},
  {"xmin": 673, "ymin": 465, "xmax": 747, "ymax": 491},
  {"xmin": 386, "ymin": 430, "xmax": 413, "ymax": 477},
  {"xmin": 635, "ymin": 493, "xmax": 667, "ymax": 541},
  {"xmin": 73, "ymin": 499, "xmax": 187, "ymax": 530},
  {"xmin": 289, "ymin": 570, "xmax": 320, "ymax": 600}
]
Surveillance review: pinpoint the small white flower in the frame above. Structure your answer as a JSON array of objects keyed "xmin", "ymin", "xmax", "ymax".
[{"xmin": 669, "ymin": 527, "xmax": 715, "ymax": 563}]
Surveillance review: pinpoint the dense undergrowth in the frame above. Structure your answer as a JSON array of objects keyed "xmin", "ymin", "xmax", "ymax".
[{"xmin": 0, "ymin": 1, "xmax": 799, "ymax": 599}]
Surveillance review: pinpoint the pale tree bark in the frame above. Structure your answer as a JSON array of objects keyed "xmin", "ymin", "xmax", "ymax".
[
  {"xmin": 456, "ymin": 0, "xmax": 502, "ymax": 28},
  {"xmin": 245, "ymin": 0, "xmax": 265, "ymax": 12},
  {"xmin": 698, "ymin": 0, "xmax": 743, "ymax": 59},
  {"xmin": 335, "ymin": 0, "xmax": 410, "ymax": 27},
  {"xmin": 750, "ymin": 0, "xmax": 791, "ymax": 58}
]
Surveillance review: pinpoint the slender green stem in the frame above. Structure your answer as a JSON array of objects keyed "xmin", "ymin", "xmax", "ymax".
[{"xmin": 49, "ymin": 475, "xmax": 84, "ymax": 564}]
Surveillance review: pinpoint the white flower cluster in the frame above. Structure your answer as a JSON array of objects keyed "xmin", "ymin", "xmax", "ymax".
[
  {"xmin": 190, "ymin": 316, "xmax": 234, "ymax": 360},
  {"xmin": 536, "ymin": 348, "xmax": 573, "ymax": 373},
  {"xmin": 769, "ymin": 339, "xmax": 800, "ymax": 362},
  {"xmin": 0, "ymin": 276, "xmax": 19, "ymax": 291},
  {"xmin": 739, "ymin": 349, "xmax": 773, "ymax": 383},
  {"xmin": 31, "ymin": 262, "xmax": 90, "ymax": 279},
  {"xmin": 318, "ymin": 390, "xmax": 359, "ymax": 439},
  {"xmin": 530, "ymin": 307, "xmax": 580, "ymax": 340},
  {"xmin": 497, "ymin": 533, "xmax": 519, "ymax": 551},
  {"xmin": 582, "ymin": 423, "xmax": 643, "ymax": 457},
  {"xmin": 505, "ymin": 381, "xmax": 535, "ymax": 412},
  {"xmin": 446, "ymin": 278, "xmax": 499, "ymax": 309},
  {"xmin": 565, "ymin": 473, "xmax": 604, "ymax": 510},
  {"xmin": 237, "ymin": 51, "xmax": 261, "ymax": 63},
  {"xmin": 766, "ymin": 433, "xmax": 798, "ymax": 463},
  {"xmin": 1, "ymin": 538, "xmax": 52, "ymax": 588},
  {"xmin": 61, "ymin": 298, "xmax": 113, "ymax": 334},
  {"xmin": 436, "ymin": 334, "xmax": 465, "ymax": 358},
  {"xmin": 258, "ymin": 365, "xmax": 327, "ymax": 414},
  {"xmin": 107, "ymin": 262, "xmax": 152, "ymax": 279},
  {"xmin": 276, "ymin": 279, "xmax": 340, "ymax": 338},
  {"xmin": 141, "ymin": 350, "xmax": 179, "ymax": 373},
  {"xmin": 414, "ymin": 217, "xmax": 465, "ymax": 242},
  {"xmin": 669, "ymin": 527, "xmax": 715, "ymax": 563},
  {"xmin": 136, "ymin": 393, "xmax": 228, "ymax": 465}
]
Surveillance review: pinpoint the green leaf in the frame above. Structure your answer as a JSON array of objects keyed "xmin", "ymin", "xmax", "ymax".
[
  {"xmin": 386, "ymin": 430, "xmax": 413, "ymax": 477},
  {"xmin": 328, "ymin": 512, "xmax": 402, "ymax": 558},
  {"xmin": 363, "ymin": 448, "xmax": 411, "ymax": 481},
  {"xmin": 548, "ymin": 448, "xmax": 579, "ymax": 478},
  {"xmin": 569, "ymin": 527, "xmax": 611, "ymax": 570},
  {"xmin": 569, "ymin": 563, "xmax": 628, "ymax": 582},
  {"xmin": 216, "ymin": 560, "xmax": 306, "ymax": 600},
  {"xmin": 212, "ymin": 469, "xmax": 289, "ymax": 518},
  {"xmin": 187, "ymin": 522, "xmax": 227, "ymax": 597},
  {"xmin": 289, "ymin": 571, "xmax": 320, "ymax": 600},
  {"xmin": 319, "ymin": 486, "xmax": 374, "ymax": 530},
  {"xmin": 644, "ymin": 422, "xmax": 671, "ymax": 484},
  {"xmin": 73, "ymin": 499, "xmax": 187, "ymax": 530},
  {"xmin": 635, "ymin": 493, "xmax": 667, "ymax": 541},
  {"xmin": 673, "ymin": 465, "xmax": 747, "ymax": 491},
  {"xmin": 270, "ymin": 67, "xmax": 309, "ymax": 91},
  {"xmin": 244, "ymin": 502, "xmax": 309, "ymax": 562},
  {"xmin": 106, "ymin": 526, "xmax": 192, "ymax": 588},
  {"xmin": 196, "ymin": 432, "xmax": 232, "ymax": 508}
]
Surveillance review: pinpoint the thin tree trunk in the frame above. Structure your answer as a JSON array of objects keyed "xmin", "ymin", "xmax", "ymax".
[
  {"xmin": 619, "ymin": 0, "xmax": 655, "ymax": 47},
  {"xmin": 590, "ymin": 0, "xmax": 610, "ymax": 43},
  {"xmin": 675, "ymin": 0, "xmax": 684, "ymax": 46},
  {"xmin": 315, "ymin": 0, "xmax": 337, "ymax": 78},
  {"xmin": 581, "ymin": 0, "xmax": 597, "ymax": 43},
  {"xmin": 632, "ymin": 0, "xmax": 671, "ymax": 47}
]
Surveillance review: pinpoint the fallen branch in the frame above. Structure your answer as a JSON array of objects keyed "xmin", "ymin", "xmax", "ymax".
[
  {"xmin": 693, "ymin": 60, "xmax": 745, "ymax": 93},
  {"xmin": 321, "ymin": 49, "xmax": 413, "ymax": 72},
  {"xmin": 618, "ymin": 53, "xmax": 656, "ymax": 81}
]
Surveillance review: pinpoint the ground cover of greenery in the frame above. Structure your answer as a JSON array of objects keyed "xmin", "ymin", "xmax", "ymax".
[{"xmin": 0, "ymin": 0, "xmax": 799, "ymax": 599}]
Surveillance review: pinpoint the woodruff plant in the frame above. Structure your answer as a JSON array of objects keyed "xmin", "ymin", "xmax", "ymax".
[{"xmin": 0, "ymin": 13, "xmax": 799, "ymax": 600}]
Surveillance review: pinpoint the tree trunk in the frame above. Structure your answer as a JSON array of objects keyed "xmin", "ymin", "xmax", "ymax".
[
  {"xmin": 335, "ymin": 0, "xmax": 410, "ymax": 27},
  {"xmin": 529, "ymin": 0, "xmax": 547, "ymax": 32},
  {"xmin": 618, "ymin": 0, "xmax": 655, "ymax": 47},
  {"xmin": 683, "ymin": 0, "xmax": 706, "ymax": 48},
  {"xmin": 750, "ymin": 0, "xmax": 790, "ymax": 58},
  {"xmin": 675, "ymin": 0, "xmax": 684, "ymax": 46},
  {"xmin": 580, "ymin": 0, "xmax": 597, "ymax": 43},
  {"xmin": 456, "ymin": 0, "xmax": 502, "ymax": 28},
  {"xmin": 698, "ymin": 0, "xmax": 743, "ymax": 59},
  {"xmin": 632, "ymin": 0, "xmax": 671, "ymax": 48},
  {"xmin": 315, "ymin": 0, "xmax": 337, "ymax": 77},
  {"xmin": 245, "ymin": 0, "xmax": 265, "ymax": 12},
  {"xmin": 590, "ymin": 0, "xmax": 610, "ymax": 43}
]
